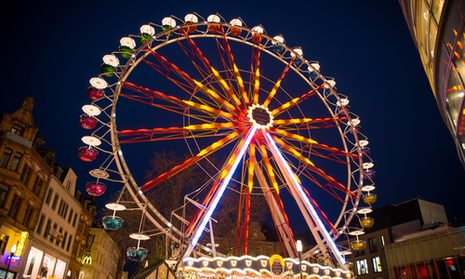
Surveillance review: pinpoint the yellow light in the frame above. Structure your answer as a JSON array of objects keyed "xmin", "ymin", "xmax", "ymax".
[
  {"xmin": 82, "ymin": 255, "xmax": 92, "ymax": 265},
  {"xmin": 14, "ymin": 232, "xmax": 28, "ymax": 257}
]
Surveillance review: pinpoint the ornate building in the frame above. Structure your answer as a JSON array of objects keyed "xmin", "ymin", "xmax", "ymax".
[
  {"xmin": 22, "ymin": 166, "xmax": 82, "ymax": 279},
  {"xmin": 68, "ymin": 190, "xmax": 96, "ymax": 279},
  {"xmin": 80, "ymin": 228, "xmax": 121, "ymax": 279},
  {"xmin": 399, "ymin": 0, "xmax": 465, "ymax": 167},
  {"xmin": 0, "ymin": 98, "xmax": 53, "ymax": 278}
]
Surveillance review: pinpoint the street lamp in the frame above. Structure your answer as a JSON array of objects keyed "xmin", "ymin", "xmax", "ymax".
[
  {"xmin": 6, "ymin": 244, "xmax": 17, "ymax": 278},
  {"xmin": 296, "ymin": 240, "xmax": 303, "ymax": 279}
]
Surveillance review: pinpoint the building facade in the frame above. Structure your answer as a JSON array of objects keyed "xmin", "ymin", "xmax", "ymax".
[
  {"xmin": 384, "ymin": 226, "xmax": 465, "ymax": 279},
  {"xmin": 68, "ymin": 191, "xmax": 96, "ymax": 279},
  {"xmin": 399, "ymin": 0, "xmax": 465, "ymax": 167},
  {"xmin": 21, "ymin": 166, "xmax": 81, "ymax": 279},
  {"xmin": 342, "ymin": 199, "xmax": 448, "ymax": 279},
  {"xmin": 80, "ymin": 228, "xmax": 121, "ymax": 279},
  {"xmin": 0, "ymin": 98, "xmax": 53, "ymax": 278},
  {"xmin": 214, "ymin": 221, "xmax": 282, "ymax": 257}
]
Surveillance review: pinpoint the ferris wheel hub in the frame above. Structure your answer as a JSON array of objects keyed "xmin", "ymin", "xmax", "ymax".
[{"xmin": 247, "ymin": 104, "xmax": 273, "ymax": 129}]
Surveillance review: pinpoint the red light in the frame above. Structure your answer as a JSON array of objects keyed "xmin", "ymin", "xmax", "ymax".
[{"xmin": 446, "ymin": 259, "xmax": 457, "ymax": 271}]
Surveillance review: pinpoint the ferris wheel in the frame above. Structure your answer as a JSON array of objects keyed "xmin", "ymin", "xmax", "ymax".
[{"xmin": 78, "ymin": 13, "xmax": 376, "ymax": 268}]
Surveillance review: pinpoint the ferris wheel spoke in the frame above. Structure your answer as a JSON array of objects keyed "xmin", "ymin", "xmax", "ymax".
[
  {"xmin": 257, "ymin": 140, "xmax": 281, "ymax": 194},
  {"xmin": 273, "ymin": 117, "xmax": 348, "ymax": 129},
  {"xmin": 271, "ymin": 84, "xmax": 325, "ymax": 117},
  {"xmin": 180, "ymin": 29, "xmax": 244, "ymax": 110},
  {"xmin": 299, "ymin": 167, "xmax": 349, "ymax": 203},
  {"xmin": 183, "ymin": 127, "xmax": 257, "ymax": 258},
  {"xmin": 145, "ymin": 47, "xmax": 240, "ymax": 114},
  {"xmin": 142, "ymin": 59, "xmax": 196, "ymax": 95},
  {"xmin": 219, "ymin": 27, "xmax": 250, "ymax": 106},
  {"xmin": 270, "ymin": 128, "xmax": 358, "ymax": 160},
  {"xmin": 117, "ymin": 123, "xmax": 243, "ymax": 144},
  {"xmin": 141, "ymin": 128, "xmax": 247, "ymax": 193},
  {"xmin": 263, "ymin": 56, "xmax": 296, "ymax": 108},
  {"xmin": 123, "ymin": 82, "xmax": 237, "ymax": 121},
  {"xmin": 247, "ymin": 142, "xmax": 256, "ymax": 193},
  {"xmin": 301, "ymin": 186, "xmax": 338, "ymax": 233},
  {"xmin": 250, "ymin": 45, "xmax": 261, "ymax": 105},
  {"xmin": 175, "ymin": 39, "xmax": 212, "ymax": 82},
  {"xmin": 262, "ymin": 131, "xmax": 347, "ymax": 267},
  {"xmin": 253, "ymin": 159, "xmax": 298, "ymax": 258},
  {"xmin": 270, "ymin": 135, "xmax": 356, "ymax": 197}
]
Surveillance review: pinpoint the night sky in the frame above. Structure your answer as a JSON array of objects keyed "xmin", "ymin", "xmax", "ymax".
[{"xmin": 1, "ymin": 0, "xmax": 464, "ymax": 237}]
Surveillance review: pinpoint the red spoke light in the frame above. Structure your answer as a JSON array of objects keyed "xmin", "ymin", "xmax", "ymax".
[
  {"xmin": 78, "ymin": 146, "xmax": 98, "ymax": 162},
  {"xmin": 79, "ymin": 114, "xmax": 97, "ymax": 130},
  {"xmin": 87, "ymin": 87, "xmax": 105, "ymax": 101},
  {"xmin": 86, "ymin": 181, "xmax": 106, "ymax": 196},
  {"xmin": 127, "ymin": 247, "xmax": 148, "ymax": 261}
]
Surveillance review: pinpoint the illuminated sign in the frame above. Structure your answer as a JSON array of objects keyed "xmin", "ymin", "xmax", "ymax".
[
  {"xmin": 269, "ymin": 254, "xmax": 284, "ymax": 276},
  {"xmin": 14, "ymin": 232, "xmax": 28, "ymax": 257},
  {"xmin": 7, "ymin": 255, "xmax": 21, "ymax": 262}
]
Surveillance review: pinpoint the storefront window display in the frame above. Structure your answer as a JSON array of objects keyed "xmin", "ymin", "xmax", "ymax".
[{"xmin": 24, "ymin": 247, "xmax": 44, "ymax": 277}]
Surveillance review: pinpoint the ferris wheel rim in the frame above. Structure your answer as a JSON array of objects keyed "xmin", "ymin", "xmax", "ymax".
[{"xmin": 80, "ymin": 15, "xmax": 375, "ymax": 262}]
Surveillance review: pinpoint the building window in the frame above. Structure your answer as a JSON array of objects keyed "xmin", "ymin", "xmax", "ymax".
[
  {"xmin": 368, "ymin": 237, "xmax": 378, "ymax": 253},
  {"xmin": 62, "ymin": 231, "xmax": 68, "ymax": 249},
  {"xmin": 0, "ymin": 148, "xmax": 12, "ymax": 168},
  {"xmin": 72, "ymin": 213, "xmax": 77, "ymax": 227},
  {"xmin": 45, "ymin": 188, "xmax": 53, "ymax": 205},
  {"xmin": 372, "ymin": 256, "xmax": 382, "ymax": 272},
  {"xmin": 68, "ymin": 209, "xmax": 74, "ymax": 223},
  {"xmin": 50, "ymin": 223, "xmax": 57, "ymax": 243},
  {"xmin": 0, "ymin": 183, "xmax": 9, "ymax": 208},
  {"xmin": 63, "ymin": 203, "xmax": 69, "ymax": 219},
  {"xmin": 32, "ymin": 177, "xmax": 44, "ymax": 196},
  {"xmin": 21, "ymin": 165, "xmax": 33, "ymax": 187},
  {"xmin": 36, "ymin": 214, "xmax": 45, "ymax": 234},
  {"xmin": 8, "ymin": 152, "xmax": 22, "ymax": 171},
  {"xmin": 356, "ymin": 259, "xmax": 369, "ymax": 275},
  {"xmin": 11, "ymin": 124, "xmax": 24, "ymax": 136},
  {"xmin": 0, "ymin": 234, "xmax": 9, "ymax": 254},
  {"xmin": 44, "ymin": 219, "xmax": 51, "ymax": 238},
  {"xmin": 67, "ymin": 234, "xmax": 73, "ymax": 251},
  {"xmin": 9, "ymin": 194, "xmax": 22, "ymax": 219},
  {"xmin": 51, "ymin": 193, "xmax": 58, "ymax": 210},
  {"xmin": 57, "ymin": 199, "xmax": 64, "ymax": 215},
  {"xmin": 22, "ymin": 204, "xmax": 34, "ymax": 226}
]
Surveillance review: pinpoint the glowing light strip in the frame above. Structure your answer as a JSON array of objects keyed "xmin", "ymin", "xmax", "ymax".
[
  {"xmin": 247, "ymin": 143, "xmax": 256, "ymax": 193},
  {"xmin": 188, "ymin": 127, "xmax": 257, "ymax": 251},
  {"xmin": 263, "ymin": 131, "xmax": 346, "ymax": 267}
]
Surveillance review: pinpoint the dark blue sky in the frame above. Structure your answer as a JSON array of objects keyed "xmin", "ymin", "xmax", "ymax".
[{"xmin": 1, "ymin": 0, "xmax": 464, "ymax": 228}]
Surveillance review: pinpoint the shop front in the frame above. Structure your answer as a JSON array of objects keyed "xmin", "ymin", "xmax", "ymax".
[
  {"xmin": 0, "ymin": 224, "xmax": 29, "ymax": 279},
  {"xmin": 23, "ymin": 246, "xmax": 67, "ymax": 279}
]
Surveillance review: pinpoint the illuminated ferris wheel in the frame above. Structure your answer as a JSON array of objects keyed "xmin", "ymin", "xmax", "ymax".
[{"xmin": 78, "ymin": 13, "xmax": 376, "ymax": 268}]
